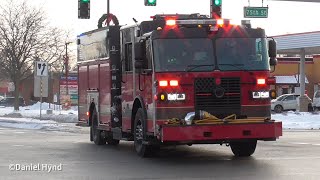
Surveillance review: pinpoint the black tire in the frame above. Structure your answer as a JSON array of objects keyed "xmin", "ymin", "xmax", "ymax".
[
  {"xmin": 134, "ymin": 108, "xmax": 153, "ymax": 157},
  {"xmin": 106, "ymin": 138, "xmax": 120, "ymax": 145},
  {"xmin": 230, "ymin": 140, "xmax": 257, "ymax": 157},
  {"xmin": 91, "ymin": 107, "xmax": 106, "ymax": 145},
  {"xmin": 274, "ymin": 105, "xmax": 283, "ymax": 113},
  {"xmin": 308, "ymin": 104, "xmax": 314, "ymax": 112}
]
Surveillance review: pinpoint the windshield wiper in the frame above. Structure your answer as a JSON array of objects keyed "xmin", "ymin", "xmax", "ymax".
[
  {"xmin": 218, "ymin": 63, "xmax": 253, "ymax": 75},
  {"xmin": 186, "ymin": 64, "xmax": 215, "ymax": 72}
]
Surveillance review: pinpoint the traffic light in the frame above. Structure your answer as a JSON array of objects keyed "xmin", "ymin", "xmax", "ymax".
[
  {"xmin": 211, "ymin": 0, "xmax": 222, "ymax": 19},
  {"xmin": 78, "ymin": 0, "xmax": 90, "ymax": 19},
  {"xmin": 144, "ymin": 0, "xmax": 156, "ymax": 6}
]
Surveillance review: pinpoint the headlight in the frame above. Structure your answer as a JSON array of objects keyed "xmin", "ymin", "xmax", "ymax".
[{"xmin": 252, "ymin": 91, "xmax": 270, "ymax": 99}]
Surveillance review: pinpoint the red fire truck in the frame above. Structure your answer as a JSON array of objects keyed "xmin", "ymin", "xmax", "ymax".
[{"xmin": 77, "ymin": 14, "xmax": 282, "ymax": 157}]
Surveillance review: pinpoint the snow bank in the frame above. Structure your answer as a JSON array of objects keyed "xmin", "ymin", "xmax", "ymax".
[
  {"xmin": 0, "ymin": 102, "xmax": 77, "ymax": 123},
  {"xmin": 0, "ymin": 117, "xmax": 84, "ymax": 133},
  {"xmin": 1, "ymin": 102, "xmax": 320, "ymax": 130},
  {"xmin": 272, "ymin": 111, "xmax": 320, "ymax": 130}
]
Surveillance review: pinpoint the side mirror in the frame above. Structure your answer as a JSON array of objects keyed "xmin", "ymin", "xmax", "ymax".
[
  {"xmin": 268, "ymin": 39, "xmax": 277, "ymax": 66},
  {"xmin": 134, "ymin": 41, "xmax": 146, "ymax": 69},
  {"xmin": 270, "ymin": 57, "xmax": 277, "ymax": 66}
]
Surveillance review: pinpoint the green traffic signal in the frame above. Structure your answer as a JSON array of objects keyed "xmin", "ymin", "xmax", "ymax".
[
  {"xmin": 214, "ymin": 0, "xmax": 222, "ymax": 6},
  {"xmin": 145, "ymin": 0, "xmax": 156, "ymax": 6},
  {"xmin": 78, "ymin": 0, "xmax": 90, "ymax": 19}
]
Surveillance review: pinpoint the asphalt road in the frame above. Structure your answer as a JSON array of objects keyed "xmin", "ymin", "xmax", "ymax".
[{"xmin": 0, "ymin": 126, "xmax": 320, "ymax": 180}]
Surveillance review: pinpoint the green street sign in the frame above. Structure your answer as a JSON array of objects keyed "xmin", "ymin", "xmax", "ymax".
[{"xmin": 244, "ymin": 7, "xmax": 268, "ymax": 18}]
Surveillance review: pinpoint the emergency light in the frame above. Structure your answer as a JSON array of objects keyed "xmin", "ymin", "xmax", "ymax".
[
  {"xmin": 166, "ymin": 19, "xmax": 176, "ymax": 26},
  {"xmin": 257, "ymin": 78, "xmax": 266, "ymax": 85},
  {"xmin": 159, "ymin": 80, "xmax": 179, "ymax": 87},
  {"xmin": 165, "ymin": 19, "xmax": 231, "ymax": 27}
]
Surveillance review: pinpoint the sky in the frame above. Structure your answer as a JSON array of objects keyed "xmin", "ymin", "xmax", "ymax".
[{"xmin": 25, "ymin": 0, "xmax": 320, "ymax": 40}]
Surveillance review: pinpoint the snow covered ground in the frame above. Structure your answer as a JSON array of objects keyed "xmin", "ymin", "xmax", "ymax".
[
  {"xmin": 272, "ymin": 111, "xmax": 320, "ymax": 130},
  {"xmin": 0, "ymin": 102, "xmax": 82, "ymax": 132},
  {"xmin": 0, "ymin": 102, "xmax": 78, "ymax": 123},
  {"xmin": 0, "ymin": 102, "xmax": 319, "ymax": 131}
]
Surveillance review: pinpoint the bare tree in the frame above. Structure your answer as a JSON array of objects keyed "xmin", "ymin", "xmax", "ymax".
[{"xmin": 0, "ymin": 0, "xmax": 67, "ymax": 110}]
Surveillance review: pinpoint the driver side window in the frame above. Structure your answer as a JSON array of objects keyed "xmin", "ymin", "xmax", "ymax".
[
  {"xmin": 284, "ymin": 95, "xmax": 294, "ymax": 101},
  {"xmin": 146, "ymin": 40, "xmax": 153, "ymax": 69}
]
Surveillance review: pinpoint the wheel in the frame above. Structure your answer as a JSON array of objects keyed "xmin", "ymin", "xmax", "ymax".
[
  {"xmin": 90, "ymin": 107, "xmax": 106, "ymax": 145},
  {"xmin": 134, "ymin": 108, "xmax": 154, "ymax": 157},
  {"xmin": 308, "ymin": 104, "xmax": 314, "ymax": 112},
  {"xmin": 106, "ymin": 138, "xmax": 120, "ymax": 145},
  {"xmin": 274, "ymin": 105, "xmax": 283, "ymax": 113},
  {"xmin": 230, "ymin": 140, "xmax": 257, "ymax": 157}
]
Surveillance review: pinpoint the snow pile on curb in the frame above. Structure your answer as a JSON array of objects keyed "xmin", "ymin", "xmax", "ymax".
[
  {"xmin": 0, "ymin": 117, "xmax": 84, "ymax": 133},
  {"xmin": 0, "ymin": 102, "xmax": 78, "ymax": 123},
  {"xmin": 1, "ymin": 102, "xmax": 320, "ymax": 130},
  {"xmin": 272, "ymin": 111, "xmax": 320, "ymax": 129}
]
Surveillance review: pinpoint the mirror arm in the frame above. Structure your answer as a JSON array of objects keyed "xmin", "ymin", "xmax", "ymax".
[{"xmin": 270, "ymin": 65, "xmax": 276, "ymax": 73}]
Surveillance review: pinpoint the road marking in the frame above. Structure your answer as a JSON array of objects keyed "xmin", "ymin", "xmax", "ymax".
[
  {"xmin": 290, "ymin": 142, "xmax": 320, "ymax": 146},
  {"xmin": 12, "ymin": 145, "xmax": 24, "ymax": 147},
  {"xmin": 256, "ymin": 156, "xmax": 320, "ymax": 160},
  {"xmin": 290, "ymin": 142, "xmax": 309, "ymax": 145},
  {"xmin": 14, "ymin": 131, "xmax": 26, "ymax": 134}
]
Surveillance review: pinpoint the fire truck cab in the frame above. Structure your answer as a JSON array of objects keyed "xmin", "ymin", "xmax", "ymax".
[{"xmin": 77, "ymin": 14, "xmax": 282, "ymax": 157}]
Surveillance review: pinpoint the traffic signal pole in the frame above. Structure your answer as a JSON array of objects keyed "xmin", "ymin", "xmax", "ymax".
[{"xmin": 107, "ymin": 0, "xmax": 110, "ymax": 27}]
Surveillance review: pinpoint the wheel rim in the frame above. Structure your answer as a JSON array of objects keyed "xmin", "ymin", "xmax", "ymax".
[
  {"xmin": 275, "ymin": 106, "xmax": 282, "ymax": 113},
  {"xmin": 135, "ymin": 119, "xmax": 143, "ymax": 142}
]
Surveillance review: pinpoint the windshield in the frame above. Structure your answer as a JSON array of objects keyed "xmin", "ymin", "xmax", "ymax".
[
  {"xmin": 216, "ymin": 38, "xmax": 269, "ymax": 71},
  {"xmin": 153, "ymin": 38, "xmax": 214, "ymax": 72}
]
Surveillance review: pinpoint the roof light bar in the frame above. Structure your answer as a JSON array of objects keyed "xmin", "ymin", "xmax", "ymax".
[
  {"xmin": 175, "ymin": 19, "xmax": 230, "ymax": 26},
  {"xmin": 217, "ymin": 19, "xmax": 224, "ymax": 26}
]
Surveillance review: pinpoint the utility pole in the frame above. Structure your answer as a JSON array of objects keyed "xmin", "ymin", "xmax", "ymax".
[{"xmin": 65, "ymin": 42, "xmax": 72, "ymax": 96}]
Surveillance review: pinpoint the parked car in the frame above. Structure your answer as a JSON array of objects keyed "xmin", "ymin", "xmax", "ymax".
[
  {"xmin": 313, "ymin": 90, "xmax": 320, "ymax": 110},
  {"xmin": 271, "ymin": 94, "xmax": 312, "ymax": 113},
  {"xmin": 0, "ymin": 97, "xmax": 26, "ymax": 107}
]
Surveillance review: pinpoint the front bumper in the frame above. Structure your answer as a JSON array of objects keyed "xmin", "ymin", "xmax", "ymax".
[{"xmin": 161, "ymin": 122, "xmax": 282, "ymax": 143}]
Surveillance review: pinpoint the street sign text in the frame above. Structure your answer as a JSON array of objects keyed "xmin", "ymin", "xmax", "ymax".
[{"xmin": 244, "ymin": 7, "xmax": 268, "ymax": 18}]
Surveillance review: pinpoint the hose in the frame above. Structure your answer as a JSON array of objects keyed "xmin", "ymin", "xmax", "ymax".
[{"xmin": 165, "ymin": 112, "xmax": 273, "ymax": 125}]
